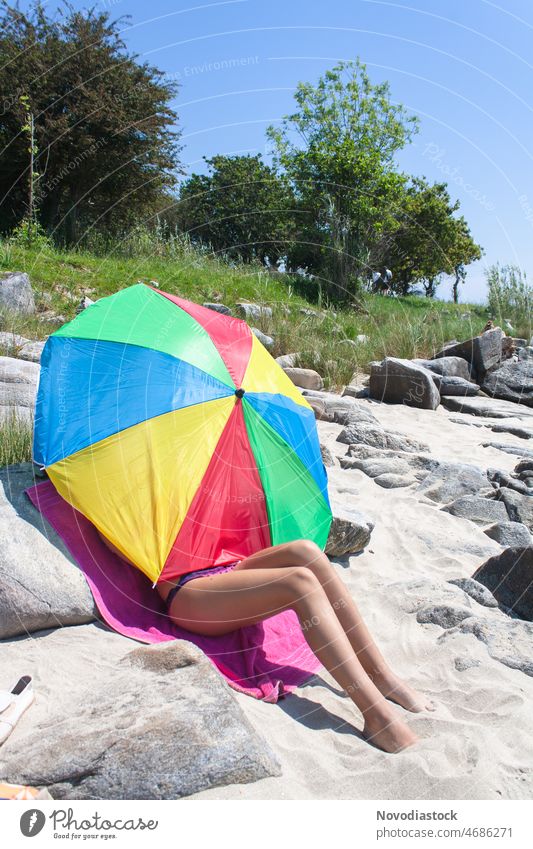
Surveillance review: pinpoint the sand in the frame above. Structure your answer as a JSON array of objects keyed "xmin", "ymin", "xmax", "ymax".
[{"xmin": 189, "ymin": 398, "xmax": 533, "ymax": 800}]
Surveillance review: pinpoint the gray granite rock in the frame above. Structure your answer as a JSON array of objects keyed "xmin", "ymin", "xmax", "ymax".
[
  {"xmin": 0, "ymin": 272, "xmax": 36, "ymax": 314},
  {"xmin": 417, "ymin": 462, "xmax": 491, "ymax": 504},
  {"xmin": 441, "ymin": 394, "xmax": 533, "ymax": 419},
  {"xmin": 252, "ymin": 327, "xmax": 274, "ymax": 348},
  {"xmin": 0, "ymin": 464, "xmax": 97, "ymax": 639},
  {"xmin": 202, "ymin": 302, "xmax": 232, "ymax": 315},
  {"xmin": 496, "ymin": 489, "xmax": 533, "ymax": 531},
  {"xmin": 373, "ymin": 473, "xmax": 413, "ymax": 488},
  {"xmin": 482, "ymin": 359, "xmax": 533, "ymax": 408},
  {"xmin": 484, "ymin": 522, "xmax": 532, "ymax": 547},
  {"xmin": 369, "ymin": 357, "xmax": 440, "ymax": 410},
  {"xmin": 433, "ymin": 327, "xmax": 504, "ymax": 378},
  {"xmin": 0, "ymin": 355, "xmax": 39, "ymax": 422},
  {"xmin": 283, "ymin": 367, "xmax": 323, "ymax": 391},
  {"xmin": 0, "ymin": 331, "xmax": 30, "ymax": 351},
  {"xmin": 0, "ymin": 638, "xmax": 281, "ymax": 799},
  {"xmin": 337, "ymin": 420, "xmax": 429, "ymax": 453},
  {"xmin": 487, "ymin": 468, "xmax": 531, "ymax": 495},
  {"xmin": 482, "ymin": 442, "xmax": 533, "ymax": 458},
  {"xmin": 441, "ymin": 495, "xmax": 508, "ymax": 525},
  {"xmin": 275, "ymin": 352, "xmax": 299, "ymax": 368},
  {"xmin": 342, "ymin": 383, "xmax": 370, "ymax": 399},
  {"xmin": 303, "ymin": 392, "xmax": 378, "ymax": 426},
  {"xmin": 489, "ymin": 421, "xmax": 533, "ymax": 439},
  {"xmin": 413, "ymin": 356, "xmax": 473, "ymax": 381},
  {"xmin": 518, "ymin": 346, "xmax": 533, "ymax": 361},
  {"xmin": 320, "ymin": 443, "xmax": 335, "ymax": 467},
  {"xmin": 473, "ymin": 546, "xmax": 533, "ymax": 621},
  {"xmin": 457, "ymin": 616, "xmax": 533, "ymax": 676},
  {"xmin": 326, "ymin": 495, "xmax": 374, "ymax": 557},
  {"xmin": 416, "ymin": 604, "xmax": 474, "ymax": 628},
  {"xmin": 454, "ymin": 656, "xmax": 481, "ymax": 671},
  {"xmin": 432, "ymin": 375, "xmax": 480, "ymax": 396},
  {"xmin": 235, "ymin": 302, "xmax": 272, "ymax": 322},
  {"xmin": 448, "ymin": 577, "xmax": 499, "ymax": 608},
  {"xmin": 18, "ymin": 340, "xmax": 46, "ymax": 363}
]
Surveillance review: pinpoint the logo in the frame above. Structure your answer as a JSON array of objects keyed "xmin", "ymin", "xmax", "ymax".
[{"xmin": 20, "ymin": 809, "xmax": 46, "ymax": 837}]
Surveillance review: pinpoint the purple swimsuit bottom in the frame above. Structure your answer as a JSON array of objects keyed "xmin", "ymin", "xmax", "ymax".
[{"xmin": 166, "ymin": 560, "xmax": 240, "ymax": 608}]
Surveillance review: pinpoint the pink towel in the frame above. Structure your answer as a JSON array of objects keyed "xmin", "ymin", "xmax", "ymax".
[{"xmin": 25, "ymin": 481, "xmax": 321, "ymax": 702}]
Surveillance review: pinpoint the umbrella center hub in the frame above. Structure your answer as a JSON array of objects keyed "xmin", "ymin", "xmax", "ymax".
[{"xmin": 235, "ymin": 388, "xmax": 245, "ymax": 399}]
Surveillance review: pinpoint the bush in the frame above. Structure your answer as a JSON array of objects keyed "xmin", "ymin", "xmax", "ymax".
[{"xmin": 0, "ymin": 412, "xmax": 33, "ymax": 467}]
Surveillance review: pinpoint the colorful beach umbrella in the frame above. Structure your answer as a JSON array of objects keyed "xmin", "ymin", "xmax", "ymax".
[{"xmin": 33, "ymin": 284, "xmax": 332, "ymax": 584}]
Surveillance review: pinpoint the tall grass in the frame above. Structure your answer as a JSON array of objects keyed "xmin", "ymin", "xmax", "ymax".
[
  {"xmin": 486, "ymin": 264, "xmax": 532, "ymax": 341},
  {"xmin": 0, "ymin": 412, "xmax": 33, "ymax": 466}
]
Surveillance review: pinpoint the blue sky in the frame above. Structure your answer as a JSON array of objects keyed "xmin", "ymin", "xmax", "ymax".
[{"xmin": 41, "ymin": 0, "xmax": 533, "ymax": 302}]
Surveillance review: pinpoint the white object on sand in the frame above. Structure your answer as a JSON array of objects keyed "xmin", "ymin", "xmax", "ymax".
[{"xmin": 0, "ymin": 675, "xmax": 35, "ymax": 745}]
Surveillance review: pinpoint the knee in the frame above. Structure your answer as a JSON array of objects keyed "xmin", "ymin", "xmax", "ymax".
[
  {"xmin": 287, "ymin": 539, "xmax": 323, "ymax": 568},
  {"xmin": 280, "ymin": 566, "xmax": 322, "ymax": 606}
]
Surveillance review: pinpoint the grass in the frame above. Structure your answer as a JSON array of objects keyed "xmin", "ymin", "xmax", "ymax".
[
  {"xmin": 0, "ymin": 238, "xmax": 491, "ymax": 390},
  {"xmin": 0, "ymin": 412, "xmax": 33, "ymax": 466}
]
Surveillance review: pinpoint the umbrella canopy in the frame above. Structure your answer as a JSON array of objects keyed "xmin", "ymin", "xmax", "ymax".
[{"xmin": 33, "ymin": 283, "xmax": 332, "ymax": 584}]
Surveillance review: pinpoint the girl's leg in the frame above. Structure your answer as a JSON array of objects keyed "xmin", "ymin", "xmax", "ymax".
[
  {"xmin": 167, "ymin": 565, "xmax": 418, "ymax": 753},
  {"xmin": 234, "ymin": 541, "xmax": 434, "ymax": 712}
]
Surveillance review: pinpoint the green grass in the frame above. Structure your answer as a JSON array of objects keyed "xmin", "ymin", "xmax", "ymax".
[
  {"xmin": 0, "ymin": 412, "xmax": 33, "ymax": 466},
  {"xmin": 1, "ymin": 238, "xmax": 490, "ymax": 390}
]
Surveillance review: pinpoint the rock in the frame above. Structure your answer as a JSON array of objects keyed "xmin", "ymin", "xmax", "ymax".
[
  {"xmin": 518, "ymin": 346, "xmax": 533, "ymax": 361},
  {"xmin": 342, "ymin": 384, "xmax": 370, "ymax": 399},
  {"xmin": 202, "ymin": 302, "xmax": 232, "ymax": 315},
  {"xmin": 484, "ymin": 522, "xmax": 532, "ymax": 547},
  {"xmin": 283, "ymin": 367, "xmax": 323, "ymax": 391},
  {"xmin": 374, "ymin": 473, "xmax": 413, "ymax": 488},
  {"xmin": 482, "ymin": 442, "xmax": 533, "ymax": 458},
  {"xmin": 448, "ymin": 577, "xmax": 499, "ymax": 608},
  {"xmin": 416, "ymin": 462, "xmax": 492, "ymax": 504},
  {"xmin": 481, "ymin": 359, "xmax": 533, "ymax": 407},
  {"xmin": 433, "ymin": 327, "xmax": 504, "ymax": 378},
  {"xmin": 0, "ymin": 355, "xmax": 39, "ymax": 422},
  {"xmin": 496, "ymin": 489, "xmax": 533, "ymax": 531},
  {"xmin": 473, "ymin": 546, "xmax": 533, "ymax": 620},
  {"xmin": 306, "ymin": 395, "xmax": 326, "ymax": 419},
  {"xmin": 441, "ymin": 394, "xmax": 533, "ymax": 419},
  {"xmin": 413, "ymin": 356, "xmax": 473, "ymax": 381},
  {"xmin": 251, "ymin": 327, "xmax": 274, "ymax": 349},
  {"xmin": 0, "ymin": 272, "xmax": 36, "ymax": 314},
  {"xmin": 0, "ymin": 637, "xmax": 281, "ymax": 799},
  {"xmin": 416, "ymin": 604, "xmax": 473, "ymax": 628},
  {"xmin": 337, "ymin": 420, "xmax": 430, "ymax": 453},
  {"xmin": 457, "ymin": 616, "xmax": 533, "ymax": 676},
  {"xmin": 303, "ymin": 391, "xmax": 378, "ymax": 426},
  {"xmin": 433, "ymin": 375, "xmax": 480, "ymax": 396},
  {"xmin": 369, "ymin": 357, "xmax": 440, "ymax": 410},
  {"xmin": 0, "ymin": 331, "xmax": 31, "ymax": 350},
  {"xmin": 235, "ymin": 302, "xmax": 272, "ymax": 322},
  {"xmin": 18, "ymin": 340, "xmax": 46, "ymax": 363},
  {"xmin": 454, "ymin": 656, "xmax": 481, "ymax": 671},
  {"xmin": 0, "ymin": 463, "xmax": 97, "ymax": 639},
  {"xmin": 489, "ymin": 421, "xmax": 533, "ymax": 439},
  {"xmin": 275, "ymin": 352, "xmax": 299, "ymax": 368},
  {"xmin": 325, "ymin": 495, "xmax": 374, "ymax": 557},
  {"xmin": 320, "ymin": 443, "xmax": 335, "ymax": 467},
  {"xmin": 442, "ymin": 495, "xmax": 508, "ymax": 525},
  {"xmin": 516, "ymin": 459, "xmax": 533, "ymax": 475},
  {"xmin": 487, "ymin": 468, "xmax": 530, "ymax": 494}
]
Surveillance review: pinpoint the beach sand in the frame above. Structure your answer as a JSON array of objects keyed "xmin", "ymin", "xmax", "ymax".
[{"xmin": 189, "ymin": 399, "xmax": 533, "ymax": 800}]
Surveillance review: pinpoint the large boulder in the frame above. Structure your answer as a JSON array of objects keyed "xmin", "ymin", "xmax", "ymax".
[
  {"xmin": 0, "ymin": 355, "xmax": 39, "ymax": 422},
  {"xmin": 484, "ymin": 522, "xmax": 532, "ymax": 547},
  {"xmin": 17, "ymin": 340, "xmax": 46, "ymax": 363},
  {"xmin": 441, "ymin": 394, "xmax": 533, "ymax": 419},
  {"xmin": 369, "ymin": 357, "xmax": 440, "ymax": 410},
  {"xmin": 0, "ymin": 464, "xmax": 97, "ymax": 638},
  {"xmin": 0, "ymin": 634, "xmax": 281, "ymax": 799},
  {"xmin": 275, "ymin": 352, "xmax": 299, "ymax": 368},
  {"xmin": 431, "ymin": 375, "xmax": 479, "ymax": 396},
  {"xmin": 481, "ymin": 359, "xmax": 533, "ymax": 408},
  {"xmin": 416, "ymin": 462, "xmax": 492, "ymax": 504},
  {"xmin": 235, "ymin": 302, "xmax": 272, "ymax": 322},
  {"xmin": 202, "ymin": 302, "xmax": 232, "ymax": 315},
  {"xmin": 251, "ymin": 327, "xmax": 274, "ymax": 349},
  {"xmin": 496, "ymin": 488, "xmax": 533, "ymax": 531},
  {"xmin": 473, "ymin": 546, "xmax": 533, "ymax": 621},
  {"xmin": 303, "ymin": 391, "xmax": 378, "ymax": 426},
  {"xmin": 441, "ymin": 495, "xmax": 508, "ymax": 525},
  {"xmin": 413, "ymin": 356, "xmax": 473, "ymax": 381},
  {"xmin": 433, "ymin": 327, "xmax": 504, "ymax": 378},
  {"xmin": 0, "ymin": 272, "xmax": 36, "ymax": 314}
]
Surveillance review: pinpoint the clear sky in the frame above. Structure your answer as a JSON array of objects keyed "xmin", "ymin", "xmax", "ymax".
[{"xmin": 37, "ymin": 0, "xmax": 533, "ymax": 302}]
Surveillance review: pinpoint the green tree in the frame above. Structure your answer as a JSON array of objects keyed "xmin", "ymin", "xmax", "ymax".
[
  {"xmin": 0, "ymin": 2, "xmax": 181, "ymax": 242},
  {"xmin": 383, "ymin": 178, "xmax": 482, "ymax": 298},
  {"xmin": 177, "ymin": 154, "xmax": 293, "ymax": 265},
  {"xmin": 267, "ymin": 59, "xmax": 419, "ymax": 302}
]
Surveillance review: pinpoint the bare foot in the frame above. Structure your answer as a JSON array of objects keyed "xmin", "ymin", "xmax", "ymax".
[
  {"xmin": 372, "ymin": 672, "xmax": 435, "ymax": 713},
  {"xmin": 363, "ymin": 707, "xmax": 419, "ymax": 754}
]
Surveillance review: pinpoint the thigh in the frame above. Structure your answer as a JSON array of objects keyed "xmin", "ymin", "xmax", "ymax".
[
  {"xmin": 233, "ymin": 542, "xmax": 306, "ymax": 572},
  {"xmin": 167, "ymin": 565, "xmax": 300, "ymax": 637}
]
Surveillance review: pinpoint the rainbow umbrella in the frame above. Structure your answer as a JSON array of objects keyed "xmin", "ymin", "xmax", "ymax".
[{"xmin": 33, "ymin": 284, "xmax": 332, "ymax": 584}]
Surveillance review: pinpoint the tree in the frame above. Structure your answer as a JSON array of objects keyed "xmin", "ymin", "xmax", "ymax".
[
  {"xmin": 0, "ymin": 2, "xmax": 181, "ymax": 242},
  {"xmin": 267, "ymin": 59, "xmax": 419, "ymax": 302},
  {"xmin": 177, "ymin": 154, "xmax": 293, "ymax": 265},
  {"xmin": 382, "ymin": 178, "xmax": 482, "ymax": 298}
]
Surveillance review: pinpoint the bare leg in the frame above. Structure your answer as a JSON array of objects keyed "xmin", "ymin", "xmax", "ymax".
[
  {"xmin": 234, "ymin": 541, "xmax": 434, "ymax": 712},
  {"xmin": 163, "ymin": 565, "xmax": 418, "ymax": 753}
]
